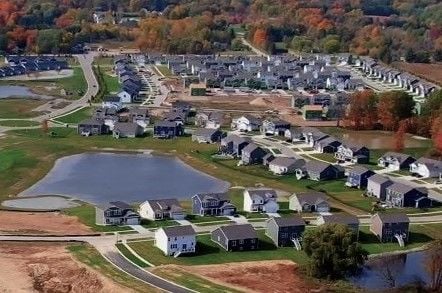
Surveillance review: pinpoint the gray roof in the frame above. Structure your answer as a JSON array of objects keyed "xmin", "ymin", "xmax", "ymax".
[
  {"xmin": 386, "ymin": 182, "xmax": 425, "ymax": 195},
  {"xmin": 99, "ymin": 201, "xmax": 132, "ymax": 210},
  {"xmin": 217, "ymin": 224, "xmax": 258, "ymax": 240},
  {"xmin": 242, "ymin": 143, "xmax": 262, "ymax": 154},
  {"xmin": 194, "ymin": 192, "xmax": 229, "ymax": 202},
  {"xmin": 145, "ymin": 199, "xmax": 183, "ymax": 213},
  {"xmin": 380, "ymin": 152, "xmax": 415, "ymax": 164},
  {"xmin": 349, "ymin": 166, "xmax": 374, "ymax": 175},
  {"xmin": 194, "ymin": 128, "xmax": 220, "ymax": 137},
  {"xmin": 415, "ymin": 157, "xmax": 442, "ymax": 171},
  {"xmin": 368, "ymin": 174, "xmax": 393, "ymax": 185},
  {"xmin": 375, "ymin": 212, "xmax": 410, "ymax": 223},
  {"xmin": 320, "ymin": 214, "xmax": 359, "ymax": 225},
  {"xmin": 155, "ymin": 121, "xmax": 178, "ymax": 127},
  {"xmin": 162, "ymin": 225, "xmax": 196, "ymax": 237},
  {"xmin": 270, "ymin": 216, "xmax": 305, "ymax": 227},
  {"xmin": 304, "ymin": 160, "xmax": 332, "ymax": 173},
  {"xmin": 79, "ymin": 118, "xmax": 105, "ymax": 126},
  {"xmin": 246, "ymin": 188, "xmax": 277, "ymax": 200},
  {"xmin": 103, "ymin": 96, "xmax": 121, "ymax": 102},
  {"xmin": 291, "ymin": 192, "xmax": 327, "ymax": 205},
  {"xmin": 114, "ymin": 122, "xmax": 140, "ymax": 134},
  {"xmin": 270, "ymin": 157, "xmax": 305, "ymax": 168}
]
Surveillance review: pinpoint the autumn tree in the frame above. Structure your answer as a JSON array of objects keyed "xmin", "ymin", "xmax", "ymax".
[
  {"xmin": 378, "ymin": 91, "xmax": 415, "ymax": 131},
  {"xmin": 345, "ymin": 90, "xmax": 378, "ymax": 130},
  {"xmin": 393, "ymin": 121, "xmax": 406, "ymax": 152},
  {"xmin": 425, "ymin": 240, "xmax": 442, "ymax": 291}
]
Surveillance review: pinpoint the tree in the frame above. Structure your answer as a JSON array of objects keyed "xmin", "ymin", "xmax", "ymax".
[
  {"xmin": 345, "ymin": 90, "xmax": 378, "ymax": 130},
  {"xmin": 425, "ymin": 240, "xmax": 442, "ymax": 291},
  {"xmin": 36, "ymin": 29, "xmax": 62, "ymax": 54},
  {"xmin": 394, "ymin": 121, "xmax": 406, "ymax": 152},
  {"xmin": 303, "ymin": 224, "xmax": 368, "ymax": 279},
  {"xmin": 378, "ymin": 91, "xmax": 415, "ymax": 130},
  {"xmin": 323, "ymin": 38, "xmax": 340, "ymax": 54}
]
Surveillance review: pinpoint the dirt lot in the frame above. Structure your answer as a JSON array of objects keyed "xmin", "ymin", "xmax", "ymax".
[
  {"xmin": 0, "ymin": 242, "xmax": 131, "ymax": 293},
  {"xmin": 158, "ymin": 260, "xmax": 321, "ymax": 293},
  {"xmin": 0, "ymin": 211, "xmax": 92, "ymax": 235},
  {"xmin": 392, "ymin": 62, "xmax": 442, "ymax": 86}
]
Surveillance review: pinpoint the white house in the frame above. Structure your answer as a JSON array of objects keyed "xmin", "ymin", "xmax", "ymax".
[
  {"xmin": 102, "ymin": 96, "xmax": 123, "ymax": 111},
  {"xmin": 409, "ymin": 158, "xmax": 442, "ymax": 179},
  {"xmin": 139, "ymin": 199, "xmax": 186, "ymax": 221},
  {"xmin": 231, "ymin": 115, "xmax": 262, "ymax": 132},
  {"xmin": 243, "ymin": 188, "xmax": 279, "ymax": 213},
  {"xmin": 269, "ymin": 157, "xmax": 305, "ymax": 175},
  {"xmin": 155, "ymin": 225, "xmax": 196, "ymax": 257},
  {"xmin": 117, "ymin": 90, "xmax": 133, "ymax": 103}
]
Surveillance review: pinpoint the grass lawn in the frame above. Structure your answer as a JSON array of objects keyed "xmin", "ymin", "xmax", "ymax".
[
  {"xmin": 115, "ymin": 243, "xmax": 150, "ymax": 267},
  {"xmin": 0, "ymin": 120, "xmax": 39, "ymax": 127},
  {"xmin": 185, "ymin": 215, "xmax": 230, "ymax": 223},
  {"xmin": 140, "ymin": 219, "xmax": 180, "ymax": 229},
  {"xmin": 55, "ymin": 107, "xmax": 93, "ymax": 124},
  {"xmin": 55, "ymin": 67, "xmax": 87, "ymax": 99},
  {"xmin": 155, "ymin": 65, "xmax": 173, "ymax": 77},
  {"xmin": 94, "ymin": 57, "xmax": 115, "ymax": 67},
  {"xmin": 0, "ymin": 99, "xmax": 45, "ymax": 119},
  {"xmin": 63, "ymin": 205, "xmax": 133, "ymax": 232},
  {"xmin": 129, "ymin": 230, "xmax": 309, "ymax": 266},
  {"xmin": 153, "ymin": 266, "xmax": 242, "ymax": 293},
  {"xmin": 103, "ymin": 73, "xmax": 120, "ymax": 94},
  {"xmin": 68, "ymin": 244, "xmax": 161, "ymax": 292},
  {"xmin": 310, "ymin": 153, "xmax": 336, "ymax": 163},
  {"xmin": 195, "ymin": 220, "xmax": 235, "ymax": 226}
]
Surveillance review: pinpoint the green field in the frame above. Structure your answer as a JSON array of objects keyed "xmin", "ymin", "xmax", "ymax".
[
  {"xmin": 103, "ymin": 73, "xmax": 120, "ymax": 94},
  {"xmin": 116, "ymin": 243, "xmax": 150, "ymax": 267},
  {"xmin": 129, "ymin": 230, "xmax": 310, "ymax": 266},
  {"xmin": 68, "ymin": 244, "xmax": 160, "ymax": 292},
  {"xmin": 140, "ymin": 219, "xmax": 180, "ymax": 229},
  {"xmin": 0, "ymin": 99, "xmax": 45, "ymax": 119},
  {"xmin": 55, "ymin": 107, "xmax": 93, "ymax": 124},
  {"xmin": 0, "ymin": 120, "xmax": 39, "ymax": 127},
  {"xmin": 63, "ymin": 205, "xmax": 133, "ymax": 232},
  {"xmin": 155, "ymin": 65, "xmax": 173, "ymax": 77}
]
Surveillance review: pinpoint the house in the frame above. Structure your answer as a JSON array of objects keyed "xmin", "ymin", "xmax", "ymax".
[
  {"xmin": 241, "ymin": 143, "xmax": 267, "ymax": 165},
  {"xmin": 265, "ymin": 216, "xmax": 305, "ymax": 248},
  {"xmin": 261, "ymin": 119, "xmax": 291, "ymax": 136},
  {"xmin": 378, "ymin": 152, "xmax": 416, "ymax": 171},
  {"xmin": 335, "ymin": 144, "xmax": 370, "ymax": 164},
  {"xmin": 195, "ymin": 111, "xmax": 224, "ymax": 129},
  {"xmin": 284, "ymin": 128, "xmax": 303, "ymax": 142},
  {"xmin": 409, "ymin": 157, "xmax": 442, "ymax": 179},
  {"xmin": 262, "ymin": 153, "xmax": 275, "ymax": 166},
  {"xmin": 243, "ymin": 188, "xmax": 279, "ymax": 213},
  {"xmin": 289, "ymin": 192, "xmax": 330, "ymax": 213},
  {"xmin": 313, "ymin": 136, "xmax": 341, "ymax": 153},
  {"xmin": 95, "ymin": 201, "xmax": 140, "ymax": 225},
  {"xmin": 346, "ymin": 166, "xmax": 375, "ymax": 189},
  {"xmin": 102, "ymin": 96, "xmax": 123, "ymax": 110},
  {"xmin": 130, "ymin": 107, "xmax": 150, "ymax": 128},
  {"xmin": 153, "ymin": 121, "xmax": 184, "ymax": 139},
  {"xmin": 189, "ymin": 83, "xmax": 207, "ymax": 96},
  {"xmin": 112, "ymin": 122, "xmax": 144, "ymax": 138},
  {"xmin": 231, "ymin": 115, "xmax": 262, "ymax": 132},
  {"xmin": 366, "ymin": 174, "xmax": 394, "ymax": 201},
  {"xmin": 77, "ymin": 118, "xmax": 109, "ymax": 136},
  {"xmin": 296, "ymin": 161, "xmax": 345, "ymax": 181},
  {"xmin": 211, "ymin": 224, "xmax": 258, "ymax": 251},
  {"xmin": 155, "ymin": 225, "xmax": 196, "ymax": 256},
  {"xmin": 139, "ymin": 199, "xmax": 186, "ymax": 221},
  {"xmin": 302, "ymin": 105, "xmax": 324, "ymax": 121},
  {"xmin": 117, "ymin": 89, "xmax": 137, "ymax": 103},
  {"xmin": 268, "ymin": 157, "xmax": 305, "ymax": 175},
  {"xmin": 370, "ymin": 213, "xmax": 410, "ymax": 245},
  {"xmin": 192, "ymin": 128, "xmax": 223, "ymax": 144},
  {"xmin": 385, "ymin": 183, "xmax": 431, "ymax": 208},
  {"xmin": 302, "ymin": 127, "xmax": 329, "ymax": 147},
  {"xmin": 220, "ymin": 134, "xmax": 250, "ymax": 156},
  {"xmin": 316, "ymin": 214, "xmax": 360, "ymax": 234},
  {"xmin": 192, "ymin": 193, "xmax": 236, "ymax": 216}
]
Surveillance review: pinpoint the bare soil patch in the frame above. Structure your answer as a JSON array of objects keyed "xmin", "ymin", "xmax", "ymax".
[
  {"xmin": 392, "ymin": 62, "xmax": 442, "ymax": 86},
  {"xmin": 0, "ymin": 211, "xmax": 92, "ymax": 235},
  {"xmin": 159, "ymin": 260, "xmax": 321, "ymax": 293},
  {"xmin": 0, "ymin": 242, "xmax": 131, "ymax": 293}
]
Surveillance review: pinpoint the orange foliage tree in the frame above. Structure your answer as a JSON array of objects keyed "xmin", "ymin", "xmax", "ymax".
[
  {"xmin": 344, "ymin": 90, "xmax": 378, "ymax": 130},
  {"xmin": 393, "ymin": 121, "xmax": 406, "ymax": 152}
]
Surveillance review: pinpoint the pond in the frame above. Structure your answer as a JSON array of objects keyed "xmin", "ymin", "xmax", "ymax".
[
  {"xmin": 0, "ymin": 85, "xmax": 54, "ymax": 99},
  {"xmin": 327, "ymin": 129, "xmax": 429, "ymax": 149},
  {"xmin": 20, "ymin": 152, "xmax": 230, "ymax": 205},
  {"xmin": 350, "ymin": 251, "xmax": 431, "ymax": 290}
]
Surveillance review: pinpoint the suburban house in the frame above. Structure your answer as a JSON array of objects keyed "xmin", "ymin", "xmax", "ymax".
[
  {"xmin": 211, "ymin": 224, "xmax": 258, "ymax": 251},
  {"xmin": 335, "ymin": 144, "xmax": 370, "ymax": 164},
  {"xmin": 78, "ymin": 118, "xmax": 109, "ymax": 136},
  {"xmin": 409, "ymin": 157, "xmax": 442, "ymax": 179},
  {"xmin": 112, "ymin": 122, "xmax": 144, "ymax": 139},
  {"xmin": 243, "ymin": 188, "xmax": 279, "ymax": 213},
  {"xmin": 295, "ymin": 161, "xmax": 345, "ymax": 181},
  {"xmin": 302, "ymin": 127, "xmax": 329, "ymax": 147},
  {"xmin": 366, "ymin": 174, "xmax": 394, "ymax": 201},
  {"xmin": 316, "ymin": 214, "xmax": 360, "ymax": 234},
  {"xmin": 231, "ymin": 115, "xmax": 262, "ymax": 132},
  {"xmin": 155, "ymin": 225, "xmax": 197, "ymax": 256},
  {"xmin": 220, "ymin": 134, "xmax": 250, "ymax": 156},
  {"xmin": 192, "ymin": 128, "xmax": 223, "ymax": 144},
  {"xmin": 289, "ymin": 192, "xmax": 330, "ymax": 213},
  {"xmin": 266, "ymin": 216, "xmax": 305, "ymax": 248},
  {"xmin": 313, "ymin": 136, "xmax": 342, "ymax": 153},
  {"xmin": 102, "ymin": 96, "xmax": 123, "ymax": 110},
  {"xmin": 130, "ymin": 107, "xmax": 150, "ymax": 128},
  {"xmin": 378, "ymin": 152, "xmax": 416, "ymax": 171},
  {"xmin": 192, "ymin": 193, "xmax": 236, "ymax": 216},
  {"xmin": 346, "ymin": 166, "xmax": 375, "ymax": 189},
  {"xmin": 153, "ymin": 121, "xmax": 184, "ymax": 139},
  {"xmin": 95, "ymin": 201, "xmax": 141, "ymax": 226},
  {"xmin": 302, "ymin": 105, "xmax": 324, "ymax": 121},
  {"xmin": 261, "ymin": 119, "xmax": 291, "ymax": 136},
  {"xmin": 370, "ymin": 213, "xmax": 410, "ymax": 246},
  {"xmin": 139, "ymin": 199, "xmax": 186, "ymax": 221},
  {"xmin": 263, "ymin": 153, "xmax": 275, "ymax": 166},
  {"xmin": 269, "ymin": 157, "xmax": 306, "ymax": 175},
  {"xmin": 195, "ymin": 111, "xmax": 224, "ymax": 129},
  {"xmin": 284, "ymin": 128, "xmax": 303, "ymax": 142},
  {"xmin": 241, "ymin": 143, "xmax": 267, "ymax": 165},
  {"xmin": 385, "ymin": 183, "xmax": 431, "ymax": 208}
]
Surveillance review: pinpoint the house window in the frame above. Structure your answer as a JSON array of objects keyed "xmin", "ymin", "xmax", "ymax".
[
  {"xmin": 170, "ymin": 244, "xmax": 177, "ymax": 249},
  {"xmin": 250, "ymin": 239, "xmax": 255, "ymax": 244},
  {"xmin": 231, "ymin": 240, "xmax": 237, "ymax": 246},
  {"xmin": 182, "ymin": 244, "xmax": 187, "ymax": 250},
  {"xmin": 281, "ymin": 233, "xmax": 288, "ymax": 238},
  {"xmin": 239, "ymin": 239, "xmax": 244, "ymax": 244}
]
